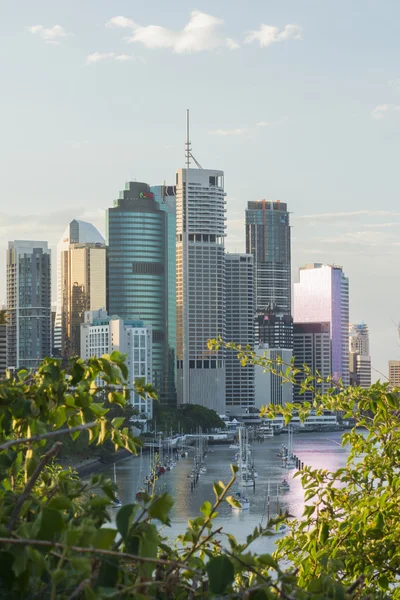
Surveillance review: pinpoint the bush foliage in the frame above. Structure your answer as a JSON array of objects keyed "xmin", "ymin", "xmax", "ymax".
[{"xmin": 0, "ymin": 350, "xmax": 398, "ymax": 598}]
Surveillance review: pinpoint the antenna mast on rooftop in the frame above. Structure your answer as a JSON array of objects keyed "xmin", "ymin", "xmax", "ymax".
[{"xmin": 185, "ymin": 109, "xmax": 202, "ymax": 169}]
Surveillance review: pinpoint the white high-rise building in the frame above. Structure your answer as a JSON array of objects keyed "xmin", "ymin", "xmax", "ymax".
[
  {"xmin": 349, "ymin": 323, "xmax": 371, "ymax": 388},
  {"xmin": 54, "ymin": 220, "xmax": 105, "ymax": 355},
  {"xmin": 176, "ymin": 163, "xmax": 226, "ymax": 413},
  {"xmin": 225, "ymin": 253, "xmax": 255, "ymax": 414},
  {"xmin": 81, "ymin": 310, "xmax": 153, "ymax": 417}
]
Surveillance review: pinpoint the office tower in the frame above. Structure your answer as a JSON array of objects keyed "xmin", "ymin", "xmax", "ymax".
[
  {"xmin": 7, "ymin": 241, "xmax": 51, "ymax": 370},
  {"xmin": 55, "ymin": 220, "xmax": 105, "ymax": 356},
  {"xmin": 81, "ymin": 310, "xmax": 153, "ymax": 417},
  {"xmin": 293, "ymin": 322, "xmax": 332, "ymax": 402},
  {"xmin": 225, "ymin": 253, "xmax": 255, "ymax": 414},
  {"xmin": 60, "ymin": 243, "xmax": 106, "ymax": 358},
  {"xmin": 254, "ymin": 345, "xmax": 293, "ymax": 408},
  {"xmin": 107, "ymin": 182, "xmax": 168, "ymax": 402},
  {"xmin": 176, "ymin": 154, "xmax": 226, "ymax": 413},
  {"xmin": 294, "ymin": 263, "xmax": 350, "ymax": 386},
  {"xmin": 389, "ymin": 360, "xmax": 400, "ymax": 388},
  {"xmin": 0, "ymin": 322, "xmax": 6, "ymax": 376},
  {"xmin": 349, "ymin": 323, "xmax": 371, "ymax": 388},
  {"xmin": 246, "ymin": 200, "xmax": 292, "ymax": 349},
  {"xmin": 151, "ymin": 184, "xmax": 177, "ymax": 407}
]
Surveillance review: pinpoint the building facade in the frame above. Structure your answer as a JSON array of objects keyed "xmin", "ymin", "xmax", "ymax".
[
  {"xmin": 55, "ymin": 220, "xmax": 105, "ymax": 356},
  {"xmin": 293, "ymin": 322, "xmax": 332, "ymax": 402},
  {"xmin": 225, "ymin": 253, "xmax": 255, "ymax": 414},
  {"xmin": 151, "ymin": 184, "xmax": 177, "ymax": 407},
  {"xmin": 60, "ymin": 243, "xmax": 106, "ymax": 358},
  {"xmin": 107, "ymin": 181, "xmax": 168, "ymax": 402},
  {"xmin": 389, "ymin": 360, "xmax": 400, "ymax": 388},
  {"xmin": 246, "ymin": 200, "xmax": 292, "ymax": 349},
  {"xmin": 81, "ymin": 309, "xmax": 153, "ymax": 417},
  {"xmin": 176, "ymin": 168, "xmax": 226, "ymax": 413},
  {"xmin": 254, "ymin": 345, "xmax": 293, "ymax": 408},
  {"xmin": 349, "ymin": 323, "xmax": 371, "ymax": 388},
  {"xmin": 7, "ymin": 241, "xmax": 51, "ymax": 370},
  {"xmin": 294, "ymin": 263, "xmax": 350, "ymax": 386},
  {"xmin": 0, "ymin": 322, "xmax": 6, "ymax": 376}
]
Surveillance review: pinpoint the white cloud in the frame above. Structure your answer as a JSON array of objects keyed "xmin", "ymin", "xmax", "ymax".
[
  {"xmin": 86, "ymin": 52, "xmax": 115, "ymax": 64},
  {"xmin": 107, "ymin": 10, "xmax": 239, "ymax": 53},
  {"xmin": 86, "ymin": 52, "xmax": 142, "ymax": 65},
  {"xmin": 320, "ymin": 230, "xmax": 400, "ymax": 247},
  {"xmin": 370, "ymin": 104, "xmax": 400, "ymax": 119},
  {"xmin": 106, "ymin": 16, "xmax": 137, "ymax": 29},
  {"xmin": 245, "ymin": 23, "xmax": 302, "ymax": 47},
  {"xmin": 28, "ymin": 24, "xmax": 68, "ymax": 44},
  {"xmin": 209, "ymin": 128, "xmax": 247, "ymax": 136}
]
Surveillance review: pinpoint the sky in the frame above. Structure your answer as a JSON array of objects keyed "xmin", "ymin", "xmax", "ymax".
[{"xmin": 1, "ymin": 0, "xmax": 400, "ymax": 380}]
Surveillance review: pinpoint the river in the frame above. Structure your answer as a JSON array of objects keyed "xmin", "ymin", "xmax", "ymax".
[{"xmin": 104, "ymin": 430, "xmax": 349, "ymax": 553}]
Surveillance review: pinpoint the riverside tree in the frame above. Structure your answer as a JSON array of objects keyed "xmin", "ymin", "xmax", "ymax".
[{"xmin": 0, "ymin": 350, "xmax": 398, "ymax": 598}]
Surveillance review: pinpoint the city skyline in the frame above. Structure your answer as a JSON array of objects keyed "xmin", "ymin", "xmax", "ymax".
[{"xmin": 2, "ymin": 1, "xmax": 400, "ymax": 380}]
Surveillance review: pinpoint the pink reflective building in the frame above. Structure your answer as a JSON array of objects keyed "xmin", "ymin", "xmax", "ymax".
[{"xmin": 294, "ymin": 263, "xmax": 349, "ymax": 386}]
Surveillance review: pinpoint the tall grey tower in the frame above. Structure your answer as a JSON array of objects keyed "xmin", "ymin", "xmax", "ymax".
[
  {"xmin": 176, "ymin": 111, "xmax": 226, "ymax": 413},
  {"xmin": 225, "ymin": 253, "xmax": 255, "ymax": 414},
  {"xmin": 7, "ymin": 241, "xmax": 51, "ymax": 370},
  {"xmin": 245, "ymin": 200, "xmax": 292, "ymax": 349}
]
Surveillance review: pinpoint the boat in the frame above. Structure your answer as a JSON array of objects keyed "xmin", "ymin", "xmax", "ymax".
[
  {"xmin": 229, "ymin": 443, "xmax": 240, "ymax": 449},
  {"xmin": 232, "ymin": 491, "xmax": 250, "ymax": 511},
  {"xmin": 263, "ymin": 482, "xmax": 288, "ymax": 535},
  {"xmin": 238, "ymin": 427, "xmax": 255, "ymax": 488},
  {"xmin": 280, "ymin": 479, "xmax": 290, "ymax": 491},
  {"xmin": 112, "ymin": 463, "xmax": 122, "ymax": 508}
]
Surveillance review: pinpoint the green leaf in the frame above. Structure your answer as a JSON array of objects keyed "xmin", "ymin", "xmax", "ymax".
[
  {"xmin": 91, "ymin": 528, "xmax": 117, "ymax": 550},
  {"xmin": 378, "ymin": 575, "xmax": 389, "ymax": 590},
  {"xmin": 36, "ymin": 508, "xmax": 65, "ymax": 541},
  {"xmin": 200, "ymin": 500, "xmax": 212, "ymax": 517},
  {"xmin": 319, "ymin": 521, "xmax": 329, "ymax": 544},
  {"xmin": 148, "ymin": 492, "xmax": 174, "ymax": 525},
  {"xmin": 116, "ymin": 504, "xmax": 138, "ymax": 539},
  {"xmin": 206, "ymin": 555, "xmax": 234, "ymax": 594},
  {"xmin": 258, "ymin": 554, "xmax": 279, "ymax": 570}
]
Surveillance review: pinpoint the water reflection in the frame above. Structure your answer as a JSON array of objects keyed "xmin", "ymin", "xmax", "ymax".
[{"xmin": 104, "ymin": 431, "xmax": 349, "ymax": 553}]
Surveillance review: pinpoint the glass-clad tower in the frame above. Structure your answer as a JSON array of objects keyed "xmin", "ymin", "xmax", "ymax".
[
  {"xmin": 294, "ymin": 263, "xmax": 349, "ymax": 386},
  {"xmin": 151, "ymin": 184, "xmax": 177, "ymax": 407},
  {"xmin": 7, "ymin": 241, "xmax": 51, "ymax": 370},
  {"xmin": 107, "ymin": 182, "xmax": 168, "ymax": 400},
  {"xmin": 246, "ymin": 200, "xmax": 292, "ymax": 349}
]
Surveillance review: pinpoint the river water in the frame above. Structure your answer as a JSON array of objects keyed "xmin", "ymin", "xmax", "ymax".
[{"xmin": 104, "ymin": 431, "xmax": 349, "ymax": 553}]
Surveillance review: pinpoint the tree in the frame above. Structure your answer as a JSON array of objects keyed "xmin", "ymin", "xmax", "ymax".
[
  {"xmin": 0, "ymin": 349, "xmax": 398, "ymax": 598},
  {"xmin": 151, "ymin": 402, "xmax": 225, "ymax": 434}
]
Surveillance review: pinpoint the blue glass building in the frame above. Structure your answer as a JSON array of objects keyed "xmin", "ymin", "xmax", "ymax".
[
  {"xmin": 151, "ymin": 184, "xmax": 177, "ymax": 407},
  {"xmin": 106, "ymin": 182, "xmax": 169, "ymax": 401}
]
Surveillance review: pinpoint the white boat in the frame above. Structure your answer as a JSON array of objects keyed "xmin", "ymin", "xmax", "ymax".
[
  {"xmin": 280, "ymin": 479, "xmax": 290, "ymax": 491},
  {"xmin": 232, "ymin": 491, "xmax": 250, "ymax": 511},
  {"xmin": 229, "ymin": 443, "xmax": 240, "ymax": 449},
  {"xmin": 285, "ymin": 427, "xmax": 297, "ymax": 470},
  {"xmin": 238, "ymin": 428, "xmax": 255, "ymax": 488},
  {"xmin": 263, "ymin": 483, "xmax": 289, "ymax": 535}
]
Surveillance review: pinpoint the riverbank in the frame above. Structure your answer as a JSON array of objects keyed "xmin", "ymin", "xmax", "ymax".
[{"xmin": 59, "ymin": 448, "xmax": 136, "ymax": 478}]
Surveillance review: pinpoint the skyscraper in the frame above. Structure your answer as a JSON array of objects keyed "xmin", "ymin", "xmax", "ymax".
[
  {"xmin": 349, "ymin": 323, "xmax": 371, "ymax": 388},
  {"xmin": 7, "ymin": 241, "xmax": 51, "ymax": 370},
  {"xmin": 225, "ymin": 253, "xmax": 255, "ymax": 414},
  {"xmin": 55, "ymin": 220, "xmax": 105, "ymax": 356},
  {"xmin": 81, "ymin": 310, "xmax": 153, "ymax": 417},
  {"xmin": 176, "ymin": 164, "xmax": 226, "ymax": 413},
  {"xmin": 246, "ymin": 200, "xmax": 292, "ymax": 348},
  {"xmin": 107, "ymin": 181, "xmax": 168, "ymax": 401},
  {"xmin": 254, "ymin": 346, "xmax": 293, "ymax": 408},
  {"xmin": 294, "ymin": 263, "xmax": 349, "ymax": 386},
  {"xmin": 293, "ymin": 322, "xmax": 332, "ymax": 402},
  {"xmin": 389, "ymin": 360, "xmax": 400, "ymax": 388},
  {"xmin": 151, "ymin": 184, "xmax": 177, "ymax": 407},
  {"xmin": 60, "ymin": 243, "xmax": 106, "ymax": 358}
]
